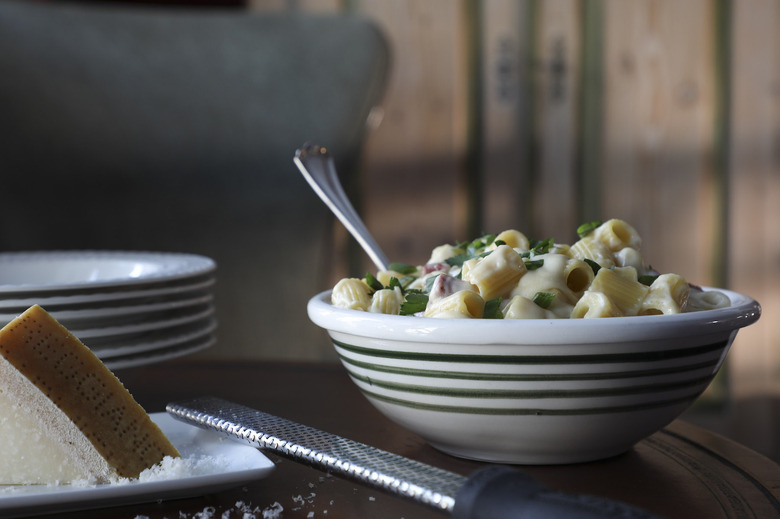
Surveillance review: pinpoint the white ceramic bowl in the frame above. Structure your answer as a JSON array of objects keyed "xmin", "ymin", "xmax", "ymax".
[{"xmin": 308, "ymin": 288, "xmax": 761, "ymax": 464}]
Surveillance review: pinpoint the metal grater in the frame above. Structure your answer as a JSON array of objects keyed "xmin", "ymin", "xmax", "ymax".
[
  {"xmin": 166, "ymin": 396, "xmax": 464, "ymax": 513},
  {"xmin": 166, "ymin": 396, "xmax": 664, "ymax": 519}
]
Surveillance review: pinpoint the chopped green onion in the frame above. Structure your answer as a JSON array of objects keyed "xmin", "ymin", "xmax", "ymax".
[
  {"xmin": 639, "ymin": 274, "xmax": 659, "ymax": 286},
  {"xmin": 529, "ymin": 238, "xmax": 554, "ymax": 255},
  {"xmin": 445, "ymin": 253, "xmax": 471, "ymax": 268},
  {"xmin": 445, "ymin": 248, "xmax": 495, "ymax": 268},
  {"xmin": 387, "ymin": 262, "xmax": 418, "ymax": 275},
  {"xmin": 483, "ymin": 298, "xmax": 503, "ymax": 319},
  {"xmin": 470, "ymin": 233, "xmax": 497, "ymax": 250},
  {"xmin": 584, "ymin": 258, "xmax": 601, "ymax": 275},
  {"xmin": 532, "ymin": 291, "xmax": 555, "ymax": 309},
  {"xmin": 524, "ymin": 259, "xmax": 544, "ymax": 271},
  {"xmin": 400, "ymin": 293, "xmax": 429, "ymax": 315},
  {"xmin": 577, "ymin": 220, "xmax": 603, "ymax": 238}
]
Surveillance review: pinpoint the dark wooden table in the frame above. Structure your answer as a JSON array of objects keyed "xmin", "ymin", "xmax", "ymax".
[{"xmin": 32, "ymin": 359, "xmax": 780, "ymax": 519}]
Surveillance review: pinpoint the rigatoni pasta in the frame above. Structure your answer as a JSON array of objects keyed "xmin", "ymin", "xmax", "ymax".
[
  {"xmin": 503, "ymin": 295, "xmax": 557, "ymax": 319},
  {"xmin": 585, "ymin": 267, "xmax": 650, "ymax": 316},
  {"xmin": 639, "ymin": 274, "xmax": 689, "ymax": 315},
  {"xmin": 593, "ymin": 219, "xmax": 641, "ymax": 252},
  {"xmin": 571, "ymin": 291, "xmax": 622, "ymax": 318},
  {"xmin": 461, "ymin": 244, "xmax": 526, "ymax": 301},
  {"xmin": 569, "ymin": 238, "xmax": 615, "ymax": 269},
  {"xmin": 424, "ymin": 290, "xmax": 485, "ymax": 319},
  {"xmin": 512, "ymin": 254, "xmax": 594, "ymax": 302},
  {"xmin": 330, "ymin": 218, "xmax": 731, "ymax": 319}
]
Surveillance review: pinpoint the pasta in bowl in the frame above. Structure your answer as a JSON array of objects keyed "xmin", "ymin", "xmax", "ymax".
[
  {"xmin": 308, "ymin": 220, "xmax": 761, "ymax": 464},
  {"xmin": 329, "ymin": 219, "xmax": 730, "ymax": 320}
]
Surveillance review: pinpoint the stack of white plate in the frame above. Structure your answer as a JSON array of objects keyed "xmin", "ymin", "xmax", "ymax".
[{"xmin": 0, "ymin": 251, "xmax": 217, "ymax": 370}]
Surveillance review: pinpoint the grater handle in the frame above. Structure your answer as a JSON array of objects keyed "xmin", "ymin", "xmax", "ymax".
[{"xmin": 454, "ymin": 465, "xmax": 665, "ymax": 519}]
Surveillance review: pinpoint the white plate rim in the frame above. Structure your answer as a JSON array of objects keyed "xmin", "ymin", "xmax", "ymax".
[
  {"xmin": 0, "ymin": 276, "xmax": 215, "ymax": 309},
  {"xmin": 67, "ymin": 303, "xmax": 215, "ymax": 339},
  {"xmin": 0, "ymin": 293, "xmax": 214, "ymax": 323},
  {"xmin": 103, "ymin": 334, "xmax": 216, "ymax": 370},
  {"xmin": 91, "ymin": 317, "xmax": 217, "ymax": 359},
  {"xmin": 0, "ymin": 251, "xmax": 216, "ymax": 293}
]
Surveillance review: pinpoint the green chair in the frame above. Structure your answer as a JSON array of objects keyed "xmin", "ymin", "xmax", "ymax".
[{"xmin": 0, "ymin": 0, "xmax": 389, "ymax": 360}]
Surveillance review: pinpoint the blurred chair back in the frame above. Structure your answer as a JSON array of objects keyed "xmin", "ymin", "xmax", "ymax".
[{"xmin": 0, "ymin": 0, "xmax": 389, "ymax": 360}]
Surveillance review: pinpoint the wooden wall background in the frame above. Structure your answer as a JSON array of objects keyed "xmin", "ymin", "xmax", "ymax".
[{"xmin": 245, "ymin": 0, "xmax": 779, "ymax": 461}]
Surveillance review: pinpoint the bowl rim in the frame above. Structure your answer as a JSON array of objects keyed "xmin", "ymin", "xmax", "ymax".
[{"xmin": 307, "ymin": 287, "xmax": 761, "ymax": 345}]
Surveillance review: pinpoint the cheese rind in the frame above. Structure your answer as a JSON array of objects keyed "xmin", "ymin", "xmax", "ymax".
[{"xmin": 0, "ymin": 305, "xmax": 180, "ymax": 483}]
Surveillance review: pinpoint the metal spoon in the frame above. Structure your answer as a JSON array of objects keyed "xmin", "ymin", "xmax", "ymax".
[{"xmin": 294, "ymin": 144, "xmax": 390, "ymax": 272}]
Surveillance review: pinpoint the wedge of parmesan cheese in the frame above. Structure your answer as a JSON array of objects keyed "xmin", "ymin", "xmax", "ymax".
[{"xmin": 0, "ymin": 305, "xmax": 179, "ymax": 484}]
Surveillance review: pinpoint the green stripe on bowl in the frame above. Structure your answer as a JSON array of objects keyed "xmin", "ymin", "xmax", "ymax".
[
  {"xmin": 360, "ymin": 387, "xmax": 699, "ymax": 416},
  {"xmin": 346, "ymin": 371, "xmax": 713, "ymax": 399},
  {"xmin": 332, "ymin": 339, "xmax": 728, "ymax": 365},
  {"xmin": 337, "ymin": 354, "xmax": 719, "ymax": 382}
]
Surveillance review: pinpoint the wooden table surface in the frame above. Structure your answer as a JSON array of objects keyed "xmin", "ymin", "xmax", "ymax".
[{"xmin": 25, "ymin": 359, "xmax": 780, "ymax": 519}]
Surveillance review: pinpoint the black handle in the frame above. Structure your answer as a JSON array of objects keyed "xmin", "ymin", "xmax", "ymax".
[{"xmin": 453, "ymin": 465, "xmax": 665, "ymax": 519}]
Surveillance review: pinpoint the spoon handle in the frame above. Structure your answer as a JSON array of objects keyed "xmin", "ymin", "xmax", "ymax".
[{"xmin": 294, "ymin": 144, "xmax": 391, "ymax": 272}]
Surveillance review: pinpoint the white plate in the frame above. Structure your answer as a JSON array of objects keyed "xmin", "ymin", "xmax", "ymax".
[
  {"xmin": 66, "ymin": 303, "xmax": 215, "ymax": 340},
  {"xmin": 0, "ymin": 413, "xmax": 275, "ymax": 518},
  {"xmin": 103, "ymin": 334, "xmax": 216, "ymax": 370},
  {"xmin": 0, "ymin": 276, "xmax": 215, "ymax": 310},
  {"xmin": 91, "ymin": 317, "xmax": 217, "ymax": 358},
  {"xmin": 0, "ymin": 293, "xmax": 214, "ymax": 325},
  {"xmin": 0, "ymin": 251, "xmax": 215, "ymax": 294}
]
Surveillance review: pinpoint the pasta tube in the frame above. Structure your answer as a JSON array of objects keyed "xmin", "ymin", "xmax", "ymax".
[
  {"xmin": 587, "ymin": 267, "xmax": 649, "ymax": 316},
  {"xmin": 593, "ymin": 218, "xmax": 642, "ymax": 252},
  {"xmin": 613, "ymin": 247, "xmax": 644, "ymax": 270},
  {"xmin": 571, "ymin": 291, "xmax": 622, "ymax": 318},
  {"xmin": 511, "ymin": 254, "xmax": 593, "ymax": 304},
  {"xmin": 569, "ymin": 237, "xmax": 615, "ymax": 268},
  {"xmin": 376, "ymin": 269, "xmax": 408, "ymax": 286},
  {"xmin": 564, "ymin": 258, "xmax": 595, "ymax": 295},
  {"xmin": 428, "ymin": 244, "xmax": 459, "ymax": 264},
  {"xmin": 551, "ymin": 243, "xmax": 571, "ymax": 256},
  {"xmin": 424, "ymin": 290, "xmax": 485, "ymax": 319},
  {"xmin": 488, "ymin": 229, "xmax": 530, "ymax": 251},
  {"xmin": 462, "ymin": 245, "xmax": 527, "ymax": 300},
  {"xmin": 503, "ymin": 295, "xmax": 557, "ymax": 319},
  {"xmin": 639, "ymin": 273, "xmax": 690, "ymax": 315}
]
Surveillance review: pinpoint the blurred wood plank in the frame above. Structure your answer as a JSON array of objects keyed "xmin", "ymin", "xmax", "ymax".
[
  {"xmin": 247, "ymin": 0, "xmax": 288, "ymax": 9},
  {"xmin": 727, "ymin": 0, "xmax": 780, "ymax": 462},
  {"xmin": 480, "ymin": 0, "xmax": 534, "ymax": 234},
  {"xmin": 601, "ymin": 0, "xmax": 716, "ymax": 282},
  {"xmin": 530, "ymin": 0, "xmax": 582, "ymax": 241},
  {"xmin": 354, "ymin": 0, "xmax": 469, "ymax": 267},
  {"xmin": 248, "ymin": 0, "xmax": 342, "ymax": 10},
  {"xmin": 578, "ymin": 0, "xmax": 605, "ymax": 224}
]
